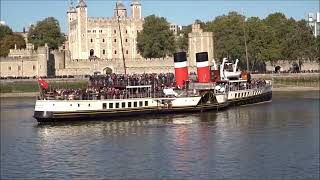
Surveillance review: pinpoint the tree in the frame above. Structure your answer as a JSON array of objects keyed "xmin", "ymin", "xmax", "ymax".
[
  {"xmin": 137, "ymin": 15, "xmax": 176, "ymax": 58},
  {"xmin": 0, "ymin": 25, "xmax": 26, "ymax": 57},
  {"xmin": 176, "ymin": 25, "xmax": 192, "ymax": 51},
  {"xmin": 27, "ymin": 17, "xmax": 65, "ymax": 49},
  {"xmin": 207, "ymin": 12, "xmax": 246, "ymax": 66},
  {"xmin": 283, "ymin": 20, "xmax": 317, "ymax": 62},
  {"xmin": 0, "ymin": 25, "xmax": 13, "ymax": 39}
]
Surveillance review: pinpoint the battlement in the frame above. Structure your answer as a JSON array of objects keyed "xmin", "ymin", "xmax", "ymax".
[{"xmin": 88, "ymin": 17, "xmax": 133, "ymax": 23}]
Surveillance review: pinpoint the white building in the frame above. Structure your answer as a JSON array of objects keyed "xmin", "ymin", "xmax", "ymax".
[{"xmin": 307, "ymin": 12, "xmax": 320, "ymax": 37}]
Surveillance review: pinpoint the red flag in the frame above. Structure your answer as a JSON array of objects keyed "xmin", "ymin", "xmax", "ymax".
[{"xmin": 38, "ymin": 78, "xmax": 49, "ymax": 90}]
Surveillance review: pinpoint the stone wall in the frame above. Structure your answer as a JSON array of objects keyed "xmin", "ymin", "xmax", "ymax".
[{"xmin": 265, "ymin": 60, "xmax": 320, "ymax": 72}]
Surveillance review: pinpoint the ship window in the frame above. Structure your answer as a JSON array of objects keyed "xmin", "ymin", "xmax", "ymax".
[
  {"xmin": 122, "ymin": 102, "xmax": 125, "ymax": 108},
  {"xmin": 139, "ymin": 101, "xmax": 143, "ymax": 107},
  {"xmin": 109, "ymin": 103, "xmax": 113, "ymax": 109},
  {"xmin": 145, "ymin": 101, "xmax": 148, "ymax": 106},
  {"xmin": 134, "ymin": 101, "xmax": 137, "ymax": 107},
  {"xmin": 103, "ymin": 103, "xmax": 107, "ymax": 109},
  {"xmin": 116, "ymin": 102, "xmax": 119, "ymax": 108},
  {"xmin": 128, "ymin": 102, "xmax": 132, "ymax": 108}
]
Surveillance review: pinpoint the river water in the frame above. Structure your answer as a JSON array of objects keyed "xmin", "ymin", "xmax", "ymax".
[{"xmin": 1, "ymin": 91, "xmax": 319, "ymax": 179}]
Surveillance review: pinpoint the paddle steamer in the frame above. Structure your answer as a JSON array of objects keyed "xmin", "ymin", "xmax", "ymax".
[{"xmin": 34, "ymin": 52, "xmax": 229, "ymax": 122}]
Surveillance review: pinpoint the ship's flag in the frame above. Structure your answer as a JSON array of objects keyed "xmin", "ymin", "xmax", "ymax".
[{"xmin": 38, "ymin": 78, "xmax": 49, "ymax": 90}]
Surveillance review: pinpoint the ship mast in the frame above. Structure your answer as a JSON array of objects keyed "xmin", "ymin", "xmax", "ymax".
[
  {"xmin": 242, "ymin": 9, "xmax": 249, "ymax": 72},
  {"xmin": 116, "ymin": 1, "xmax": 127, "ymax": 75}
]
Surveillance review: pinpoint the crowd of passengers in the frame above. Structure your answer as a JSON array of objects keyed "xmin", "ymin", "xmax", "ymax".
[
  {"xmin": 228, "ymin": 79, "xmax": 267, "ymax": 91},
  {"xmin": 43, "ymin": 73, "xmax": 176, "ymax": 100},
  {"xmin": 42, "ymin": 73, "xmax": 269, "ymax": 100}
]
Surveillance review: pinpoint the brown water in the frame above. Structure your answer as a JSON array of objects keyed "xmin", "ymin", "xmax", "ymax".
[{"xmin": 1, "ymin": 91, "xmax": 319, "ymax": 179}]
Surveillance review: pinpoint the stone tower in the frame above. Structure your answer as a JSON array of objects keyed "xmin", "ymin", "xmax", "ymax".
[
  {"xmin": 36, "ymin": 44, "xmax": 49, "ymax": 76},
  {"xmin": 114, "ymin": 1, "xmax": 127, "ymax": 18},
  {"xmin": 76, "ymin": 0, "xmax": 88, "ymax": 59},
  {"xmin": 67, "ymin": 4, "xmax": 77, "ymax": 59},
  {"xmin": 131, "ymin": 0, "xmax": 141, "ymax": 19},
  {"xmin": 188, "ymin": 23, "xmax": 214, "ymax": 68}
]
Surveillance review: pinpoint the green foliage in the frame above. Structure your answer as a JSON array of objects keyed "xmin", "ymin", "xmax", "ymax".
[
  {"xmin": 137, "ymin": 15, "xmax": 176, "ymax": 58},
  {"xmin": 0, "ymin": 25, "xmax": 13, "ymax": 39},
  {"xmin": 176, "ymin": 25, "xmax": 191, "ymax": 52},
  {"xmin": 27, "ymin": 17, "xmax": 65, "ymax": 49},
  {"xmin": 186, "ymin": 11, "xmax": 319, "ymax": 71},
  {"xmin": 0, "ymin": 25, "xmax": 26, "ymax": 57},
  {"xmin": 0, "ymin": 81, "xmax": 88, "ymax": 93}
]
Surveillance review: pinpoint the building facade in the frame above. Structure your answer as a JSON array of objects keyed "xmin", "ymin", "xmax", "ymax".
[
  {"xmin": 188, "ymin": 23, "xmax": 214, "ymax": 71},
  {"xmin": 67, "ymin": 0, "xmax": 143, "ymax": 60},
  {"xmin": 307, "ymin": 12, "xmax": 320, "ymax": 37}
]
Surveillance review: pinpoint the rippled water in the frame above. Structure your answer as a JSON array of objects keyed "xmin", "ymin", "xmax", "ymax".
[{"xmin": 1, "ymin": 91, "xmax": 319, "ymax": 179}]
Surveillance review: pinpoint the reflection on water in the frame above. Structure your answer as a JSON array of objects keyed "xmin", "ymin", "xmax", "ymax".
[{"xmin": 1, "ymin": 91, "xmax": 319, "ymax": 179}]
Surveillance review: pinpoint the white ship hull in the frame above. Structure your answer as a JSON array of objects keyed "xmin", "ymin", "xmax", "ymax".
[{"xmin": 34, "ymin": 96, "xmax": 229, "ymax": 122}]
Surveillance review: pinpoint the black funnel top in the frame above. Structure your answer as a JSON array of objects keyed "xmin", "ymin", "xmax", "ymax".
[
  {"xmin": 174, "ymin": 52, "xmax": 187, "ymax": 63},
  {"xmin": 196, "ymin": 52, "xmax": 208, "ymax": 62}
]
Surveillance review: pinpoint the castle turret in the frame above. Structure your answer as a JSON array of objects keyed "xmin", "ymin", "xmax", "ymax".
[
  {"xmin": 76, "ymin": 0, "xmax": 88, "ymax": 59},
  {"xmin": 131, "ymin": 0, "xmax": 141, "ymax": 19},
  {"xmin": 114, "ymin": 1, "xmax": 127, "ymax": 18},
  {"xmin": 67, "ymin": 2, "xmax": 77, "ymax": 59},
  {"xmin": 36, "ymin": 43, "xmax": 49, "ymax": 77}
]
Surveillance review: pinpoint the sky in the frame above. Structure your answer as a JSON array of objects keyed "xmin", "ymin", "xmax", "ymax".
[{"xmin": 1, "ymin": 0, "xmax": 319, "ymax": 33}]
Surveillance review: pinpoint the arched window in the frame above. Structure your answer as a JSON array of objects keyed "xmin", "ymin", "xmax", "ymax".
[
  {"xmin": 102, "ymin": 39, "xmax": 105, "ymax": 42},
  {"xmin": 126, "ymin": 50, "xmax": 128, "ymax": 54},
  {"xmin": 90, "ymin": 49, "xmax": 94, "ymax": 56},
  {"xmin": 103, "ymin": 49, "xmax": 105, "ymax": 55},
  {"xmin": 90, "ymin": 39, "xmax": 93, "ymax": 43},
  {"xmin": 114, "ymin": 50, "xmax": 117, "ymax": 54},
  {"xmin": 114, "ymin": 39, "xmax": 116, "ymax": 42}
]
